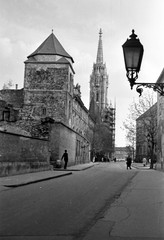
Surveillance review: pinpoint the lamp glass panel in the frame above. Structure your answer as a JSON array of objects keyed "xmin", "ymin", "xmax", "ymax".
[{"xmin": 124, "ymin": 47, "xmax": 140, "ymax": 69}]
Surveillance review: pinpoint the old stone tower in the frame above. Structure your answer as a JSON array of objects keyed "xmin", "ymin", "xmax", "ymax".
[
  {"xmin": 23, "ymin": 31, "xmax": 75, "ymax": 127},
  {"xmin": 89, "ymin": 29, "xmax": 109, "ymax": 121}
]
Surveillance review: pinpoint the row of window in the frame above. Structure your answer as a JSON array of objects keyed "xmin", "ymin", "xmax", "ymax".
[{"xmin": 72, "ymin": 111, "xmax": 87, "ymax": 136}]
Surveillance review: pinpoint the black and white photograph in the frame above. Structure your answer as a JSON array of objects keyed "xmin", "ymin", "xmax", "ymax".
[{"xmin": 0, "ymin": 0, "xmax": 164, "ymax": 239}]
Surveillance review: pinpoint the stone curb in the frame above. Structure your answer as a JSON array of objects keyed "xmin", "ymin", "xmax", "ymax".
[
  {"xmin": 54, "ymin": 164, "xmax": 98, "ymax": 171},
  {"xmin": 2, "ymin": 163, "xmax": 99, "ymax": 189},
  {"xmin": 4, "ymin": 172, "xmax": 72, "ymax": 188}
]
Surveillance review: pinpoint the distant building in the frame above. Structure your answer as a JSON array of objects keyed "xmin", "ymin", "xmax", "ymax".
[{"xmin": 114, "ymin": 147, "xmax": 128, "ymax": 161}]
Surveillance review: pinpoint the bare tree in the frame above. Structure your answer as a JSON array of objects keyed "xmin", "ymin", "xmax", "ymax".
[
  {"xmin": 93, "ymin": 123, "xmax": 112, "ymax": 153},
  {"xmin": 85, "ymin": 122, "xmax": 112, "ymax": 160},
  {"xmin": 2, "ymin": 79, "xmax": 13, "ymax": 89},
  {"xmin": 123, "ymin": 91, "xmax": 157, "ymax": 166}
]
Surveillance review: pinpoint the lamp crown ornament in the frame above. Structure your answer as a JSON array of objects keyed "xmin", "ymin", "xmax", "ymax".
[
  {"xmin": 122, "ymin": 29, "xmax": 164, "ymax": 96},
  {"xmin": 130, "ymin": 29, "xmax": 137, "ymax": 39}
]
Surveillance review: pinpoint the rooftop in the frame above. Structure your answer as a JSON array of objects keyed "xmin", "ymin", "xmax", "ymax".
[{"xmin": 27, "ymin": 31, "xmax": 74, "ymax": 63}]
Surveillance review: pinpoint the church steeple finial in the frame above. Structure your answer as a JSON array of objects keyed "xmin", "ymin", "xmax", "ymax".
[
  {"xmin": 99, "ymin": 28, "xmax": 102, "ymax": 37},
  {"xmin": 96, "ymin": 28, "xmax": 103, "ymax": 64}
]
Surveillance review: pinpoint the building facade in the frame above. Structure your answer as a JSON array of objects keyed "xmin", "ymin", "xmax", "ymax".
[
  {"xmin": 136, "ymin": 103, "xmax": 157, "ymax": 163},
  {"xmin": 156, "ymin": 68, "xmax": 164, "ymax": 170},
  {"xmin": 0, "ymin": 30, "xmax": 115, "ymax": 175},
  {"xmin": 114, "ymin": 147, "xmax": 128, "ymax": 161}
]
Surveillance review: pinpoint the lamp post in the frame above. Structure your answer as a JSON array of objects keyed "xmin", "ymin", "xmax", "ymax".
[{"xmin": 122, "ymin": 30, "xmax": 164, "ymax": 96}]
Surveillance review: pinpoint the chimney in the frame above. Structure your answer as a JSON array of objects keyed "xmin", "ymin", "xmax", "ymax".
[{"xmin": 16, "ymin": 84, "xmax": 18, "ymax": 90}]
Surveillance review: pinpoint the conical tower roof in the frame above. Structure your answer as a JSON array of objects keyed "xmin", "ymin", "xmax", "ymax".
[
  {"xmin": 96, "ymin": 29, "xmax": 103, "ymax": 64},
  {"xmin": 27, "ymin": 31, "xmax": 74, "ymax": 63}
]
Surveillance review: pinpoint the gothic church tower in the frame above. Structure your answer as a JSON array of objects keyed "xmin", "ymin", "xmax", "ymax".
[{"xmin": 89, "ymin": 29, "xmax": 109, "ymax": 120}]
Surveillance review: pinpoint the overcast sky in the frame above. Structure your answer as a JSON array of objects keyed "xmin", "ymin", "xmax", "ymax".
[{"xmin": 0, "ymin": 0, "xmax": 164, "ymax": 147}]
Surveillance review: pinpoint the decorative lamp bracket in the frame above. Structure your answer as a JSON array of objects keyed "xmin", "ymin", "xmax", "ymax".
[
  {"xmin": 126, "ymin": 69, "xmax": 164, "ymax": 96},
  {"xmin": 135, "ymin": 82, "xmax": 164, "ymax": 96}
]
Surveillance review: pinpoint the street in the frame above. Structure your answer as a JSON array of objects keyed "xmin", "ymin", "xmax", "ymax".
[{"xmin": 0, "ymin": 162, "xmax": 138, "ymax": 239}]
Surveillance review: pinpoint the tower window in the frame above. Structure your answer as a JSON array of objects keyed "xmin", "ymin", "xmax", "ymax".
[
  {"xmin": 105, "ymin": 115, "xmax": 108, "ymax": 120},
  {"xmin": 69, "ymin": 101, "xmax": 71, "ymax": 118},
  {"xmin": 96, "ymin": 92, "xmax": 99, "ymax": 102},
  {"xmin": 42, "ymin": 108, "xmax": 46, "ymax": 116},
  {"xmin": 3, "ymin": 111, "xmax": 10, "ymax": 121}
]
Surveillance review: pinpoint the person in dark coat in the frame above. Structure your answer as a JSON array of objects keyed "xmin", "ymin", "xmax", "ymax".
[
  {"xmin": 126, "ymin": 155, "xmax": 132, "ymax": 170},
  {"xmin": 61, "ymin": 150, "xmax": 68, "ymax": 169}
]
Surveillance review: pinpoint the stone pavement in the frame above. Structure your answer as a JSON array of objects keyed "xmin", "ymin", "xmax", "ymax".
[
  {"xmin": 83, "ymin": 165, "xmax": 164, "ymax": 240},
  {"xmin": 0, "ymin": 162, "xmax": 98, "ymax": 191}
]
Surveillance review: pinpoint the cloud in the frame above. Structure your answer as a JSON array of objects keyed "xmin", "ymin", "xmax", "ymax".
[
  {"xmin": 0, "ymin": 38, "xmax": 28, "ymax": 89},
  {"xmin": 0, "ymin": 37, "xmax": 13, "ymax": 57}
]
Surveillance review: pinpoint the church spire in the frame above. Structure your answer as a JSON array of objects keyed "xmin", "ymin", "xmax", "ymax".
[{"xmin": 96, "ymin": 29, "xmax": 103, "ymax": 64}]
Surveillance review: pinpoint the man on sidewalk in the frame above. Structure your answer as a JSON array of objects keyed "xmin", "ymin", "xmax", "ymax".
[
  {"xmin": 126, "ymin": 155, "xmax": 132, "ymax": 170},
  {"xmin": 61, "ymin": 150, "xmax": 69, "ymax": 169}
]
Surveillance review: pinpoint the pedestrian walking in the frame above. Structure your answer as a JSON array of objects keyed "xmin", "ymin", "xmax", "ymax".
[
  {"xmin": 143, "ymin": 157, "xmax": 147, "ymax": 167},
  {"xmin": 92, "ymin": 156, "xmax": 95, "ymax": 162},
  {"xmin": 61, "ymin": 150, "xmax": 68, "ymax": 169},
  {"xmin": 126, "ymin": 155, "xmax": 132, "ymax": 170}
]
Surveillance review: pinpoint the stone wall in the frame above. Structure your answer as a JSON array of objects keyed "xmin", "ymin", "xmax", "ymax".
[
  {"xmin": 49, "ymin": 122, "xmax": 90, "ymax": 167},
  {"xmin": 23, "ymin": 66, "xmax": 72, "ymax": 126},
  {"xmin": 0, "ymin": 131, "xmax": 50, "ymax": 176},
  {"xmin": 72, "ymin": 95, "xmax": 88, "ymax": 136},
  {"xmin": 0, "ymin": 99, "xmax": 19, "ymax": 122},
  {"xmin": 23, "ymin": 90, "xmax": 66, "ymax": 121},
  {"xmin": 24, "ymin": 66, "xmax": 69, "ymax": 91},
  {"xmin": 0, "ymin": 89, "xmax": 24, "ymax": 108}
]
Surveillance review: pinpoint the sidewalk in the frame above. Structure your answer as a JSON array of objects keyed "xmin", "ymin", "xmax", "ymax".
[
  {"xmin": 0, "ymin": 162, "xmax": 98, "ymax": 190},
  {"xmin": 55, "ymin": 161, "xmax": 99, "ymax": 171},
  {"xmin": 83, "ymin": 168, "xmax": 164, "ymax": 240},
  {"xmin": 132, "ymin": 162, "xmax": 151, "ymax": 170}
]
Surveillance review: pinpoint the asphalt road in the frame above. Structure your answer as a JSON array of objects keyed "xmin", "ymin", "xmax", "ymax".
[{"xmin": 0, "ymin": 162, "xmax": 138, "ymax": 239}]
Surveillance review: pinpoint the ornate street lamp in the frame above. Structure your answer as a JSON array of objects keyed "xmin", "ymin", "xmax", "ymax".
[{"xmin": 122, "ymin": 29, "xmax": 164, "ymax": 96}]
